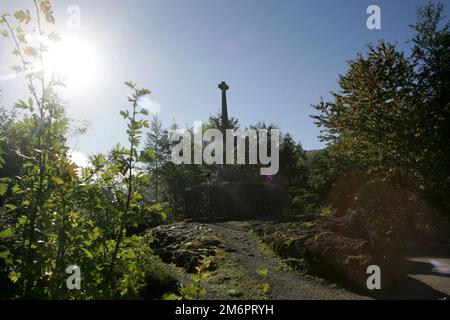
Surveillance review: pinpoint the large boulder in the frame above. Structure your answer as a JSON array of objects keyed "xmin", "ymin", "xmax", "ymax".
[
  {"xmin": 149, "ymin": 222, "xmax": 222, "ymax": 273},
  {"xmin": 251, "ymin": 219, "xmax": 404, "ymax": 291}
]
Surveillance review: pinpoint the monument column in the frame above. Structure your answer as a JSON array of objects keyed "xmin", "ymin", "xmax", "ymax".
[
  {"xmin": 218, "ymin": 81, "xmax": 229, "ymax": 164},
  {"xmin": 218, "ymin": 81, "xmax": 229, "ymax": 132}
]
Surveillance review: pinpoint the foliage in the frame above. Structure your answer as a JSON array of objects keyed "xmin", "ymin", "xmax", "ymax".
[
  {"xmin": 163, "ymin": 257, "xmax": 211, "ymax": 300},
  {"xmin": 143, "ymin": 115, "xmax": 170, "ymax": 204},
  {"xmin": 311, "ymin": 1, "xmax": 450, "ymax": 247},
  {"xmin": 312, "ymin": 41, "xmax": 418, "ymax": 173},
  {"xmin": 139, "ymin": 259, "xmax": 179, "ymax": 299},
  {"xmin": 1, "ymin": 0, "xmax": 449, "ymax": 300},
  {"xmin": 409, "ymin": 1, "xmax": 450, "ymax": 212},
  {"xmin": 248, "ymin": 268, "xmax": 270, "ymax": 299},
  {"xmin": 0, "ymin": 1, "xmax": 166, "ymax": 299}
]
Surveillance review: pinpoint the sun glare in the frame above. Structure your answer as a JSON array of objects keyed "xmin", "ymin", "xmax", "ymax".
[{"xmin": 45, "ymin": 37, "xmax": 98, "ymax": 87}]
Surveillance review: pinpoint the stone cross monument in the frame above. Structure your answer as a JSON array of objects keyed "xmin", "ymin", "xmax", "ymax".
[
  {"xmin": 218, "ymin": 81, "xmax": 229, "ymax": 132},
  {"xmin": 218, "ymin": 81, "xmax": 229, "ymax": 165}
]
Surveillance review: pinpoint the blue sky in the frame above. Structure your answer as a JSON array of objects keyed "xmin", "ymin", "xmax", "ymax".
[{"xmin": 1, "ymin": 0, "xmax": 448, "ymax": 160}]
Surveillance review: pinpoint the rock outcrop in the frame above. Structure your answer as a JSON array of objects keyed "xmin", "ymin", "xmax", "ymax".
[
  {"xmin": 149, "ymin": 221, "xmax": 223, "ymax": 273},
  {"xmin": 251, "ymin": 218, "xmax": 404, "ymax": 291}
]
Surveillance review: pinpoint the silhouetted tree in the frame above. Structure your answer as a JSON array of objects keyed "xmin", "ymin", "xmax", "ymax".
[{"xmin": 144, "ymin": 115, "xmax": 170, "ymax": 202}]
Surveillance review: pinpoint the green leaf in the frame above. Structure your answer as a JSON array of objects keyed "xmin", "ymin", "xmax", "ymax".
[
  {"xmin": 23, "ymin": 46, "xmax": 37, "ymax": 57},
  {"xmin": 262, "ymin": 282, "xmax": 270, "ymax": 294},
  {"xmin": 162, "ymin": 293, "xmax": 181, "ymax": 300},
  {"xmin": 13, "ymin": 11, "xmax": 25, "ymax": 22},
  {"xmin": 14, "ymin": 100, "xmax": 30, "ymax": 110},
  {"xmin": 51, "ymin": 176, "xmax": 64, "ymax": 185},
  {"xmin": 180, "ymin": 284, "xmax": 197, "ymax": 297},
  {"xmin": 0, "ymin": 183, "xmax": 7, "ymax": 196},
  {"xmin": 82, "ymin": 248, "xmax": 94, "ymax": 259},
  {"xmin": 16, "ymin": 33, "xmax": 27, "ymax": 43},
  {"xmin": 5, "ymin": 204, "xmax": 17, "ymax": 212},
  {"xmin": 48, "ymin": 31, "xmax": 61, "ymax": 43},
  {"xmin": 28, "ymin": 97, "xmax": 34, "ymax": 111},
  {"xmin": 120, "ymin": 110, "xmax": 129, "ymax": 119},
  {"xmin": 45, "ymin": 12, "xmax": 55, "ymax": 24},
  {"xmin": 137, "ymin": 88, "xmax": 151, "ymax": 96},
  {"xmin": 0, "ymin": 247, "xmax": 12, "ymax": 265},
  {"xmin": 14, "ymin": 10, "xmax": 31, "ymax": 24},
  {"xmin": 125, "ymin": 81, "xmax": 136, "ymax": 89},
  {"xmin": 0, "ymin": 228, "xmax": 14, "ymax": 239},
  {"xmin": 0, "ymin": 248, "xmax": 11, "ymax": 258},
  {"xmin": 256, "ymin": 268, "xmax": 268, "ymax": 277},
  {"xmin": 11, "ymin": 184, "xmax": 22, "ymax": 194},
  {"xmin": 8, "ymin": 271, "xmax": 21, "ymax": 283},
  {"xmin": 40, "ymin": 0, "xmax": 52, "ymax": 14},
  {"xmin": 23, "ymin": 162, "xmax": 34, "ymax": 168},
  {"xmin": 0, "ymin": 29, "xmax": 8, "ymax": 37},
  {"xmin": 17, "ymin": 215, "xmax": 27, "ymax": 227}
]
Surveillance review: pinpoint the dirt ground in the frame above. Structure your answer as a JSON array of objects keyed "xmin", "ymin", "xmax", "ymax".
[
  {"xmin": 203, "ymin": 221, "xmax": 369, "ymax": 300},
  {"xmin": 152, "ymin": 221, "xmax": 449, "ymax": 300}
]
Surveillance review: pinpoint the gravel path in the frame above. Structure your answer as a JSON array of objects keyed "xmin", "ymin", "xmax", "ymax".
[
  {"xmin": 151, "ymin": 220, "xmax": 449, "ymax": 299},
  {"xmin": 208, "ymin": 221, "xmax": 369, "ymax": 300},
  {"xmin": 383, "ymin": 257, "xmax": 450, "ymax": 299}
]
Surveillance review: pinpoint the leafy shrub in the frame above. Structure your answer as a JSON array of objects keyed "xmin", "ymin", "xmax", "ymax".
[{"xmin": 140, "ymin": 262, "xmax": 179, "ymax": 299}]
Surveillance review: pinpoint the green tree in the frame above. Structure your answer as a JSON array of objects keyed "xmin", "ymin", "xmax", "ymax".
[
  {"xmin": 108, "ymin": 81, "xmax": 151, "ymax": 280},
  {"xmin": 144, "ymin": 115, "xmax": 170, "ymax": 203},
  {"xmin": 312, "ymin": 41, "xmax": 417, "ymax": 176},
  {"xmin": 0, "ymin": 1, "xmax": 165, "ymax": 299},
  {"xmin": 277, "ymin": 134, "xmax": 308, "ymax": 214},
  {"xmin": 309, "ymin": 2, "xmax": 450, "ymax": 249},
  {"xmin": 0, "ymin": 1, "xmax": 75, "ymax": 297},
  {"xmin": 409, "ymin": 1, "xmax": 450, "ymax": 211}
]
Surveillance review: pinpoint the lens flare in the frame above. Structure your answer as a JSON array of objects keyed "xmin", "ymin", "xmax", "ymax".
[{"xmin": 44, "ymin": 37, "xmax": 98, "ymax": 87}]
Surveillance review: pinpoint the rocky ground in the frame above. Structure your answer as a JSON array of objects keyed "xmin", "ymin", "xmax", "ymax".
[
  {"xmin": 149, "ymin": 220, "xmax": 369, "ymax": 299},
  {"xmin": 249, "ymin": 219, "xmax": 450, "ymax": 299},
  {"xmin": 250, "ymin": 218, "xmax": 395, "ymax": 291},
  {"xmin": 148, "ymin": 219, "xmax": 450, "ymax": 300}
]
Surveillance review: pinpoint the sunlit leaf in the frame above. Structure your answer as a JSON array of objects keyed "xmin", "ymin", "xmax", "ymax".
[
  {"xmin": 0, "ymin": 228, "xmax": 14, "ymax": 239},
  {"xmin": 45, "ymin": 12, "xmax": 55, "ymax": 24},
  {"xmin": 0, "ymin": 183, "xmax": 7, "ymax": 196},
  {"xmin": 48, "ymin": 31, "xmax": 61, "ymax": 43},
  {"xmin": 162, "ymin": 293, "xmax": 181, "ymax": 300},
  {"xmin": 5, "ymin": 204, "xmax": 17, "ymax": 212},
  {"xmin": 14, "ymin": 10, "xmax": 31, "ymax": 24},
  {"xmin": 124, "ymin": 81, "xmax": 136, "ymax": 89},
  {"xmin": 16, "ymin": 33, "xmax": 27, "ymax": 43},
  {"xmin": 82, "ymin": 248, "xmax": 94, "ymax": 259},
  {"xmin": 51, "ymin": 176, "xmax": 64, "ymax": 185},
  {"xmin": 14, "ymin": 99, "xmax": 30, "ymax": 110},
  {"xmin": 262, "ymin": 282, "xmax": 270, "ymax": 294},
  {"xmin": 23, "ymin": 46, "xmax": 37, "ymax": 57},
  {"xmin": 256, "ymin": 268, "xmax": 268, "ymax": 277},
  {"xmin": 17, "ymin": 215, "xmax": 27, "ymax": 227},
  {"xmin": 8, "ymin": 271, "xmax": 21, "ymax": 283},
  {"xmin": 11, "ymin": 184, "xmax": 23, "ymax": 194}
]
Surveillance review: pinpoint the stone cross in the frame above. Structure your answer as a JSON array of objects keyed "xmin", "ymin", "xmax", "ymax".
[
  {"xmin": 218, "ymin": 81, "xmax": 230, "ymax": 165},
  {"xmin": 218, "ymin": 81, "xmax": 229, "ymax": 133}
]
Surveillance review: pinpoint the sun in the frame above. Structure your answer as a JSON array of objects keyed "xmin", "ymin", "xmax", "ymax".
[{"xmin": 44, "ymin": 37, "xmax": 98, "ymax": 87}]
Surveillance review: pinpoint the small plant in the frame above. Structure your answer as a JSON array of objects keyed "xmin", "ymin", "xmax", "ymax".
[
  {"xmin": 319, "ymin": 206, "xmax": 334, "ymax": 217},
  {"xmin": 248, "ymin": 268, "xmax": 270, "ymax": 299},
  {"xmin": 163, "ymin": 257, "xmax": 211, "ymax": 300}
]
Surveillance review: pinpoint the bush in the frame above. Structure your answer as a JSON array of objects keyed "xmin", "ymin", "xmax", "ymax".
[{"xmin": 139, "ymin": 262, "xmax": 179, "ymax": 299}]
